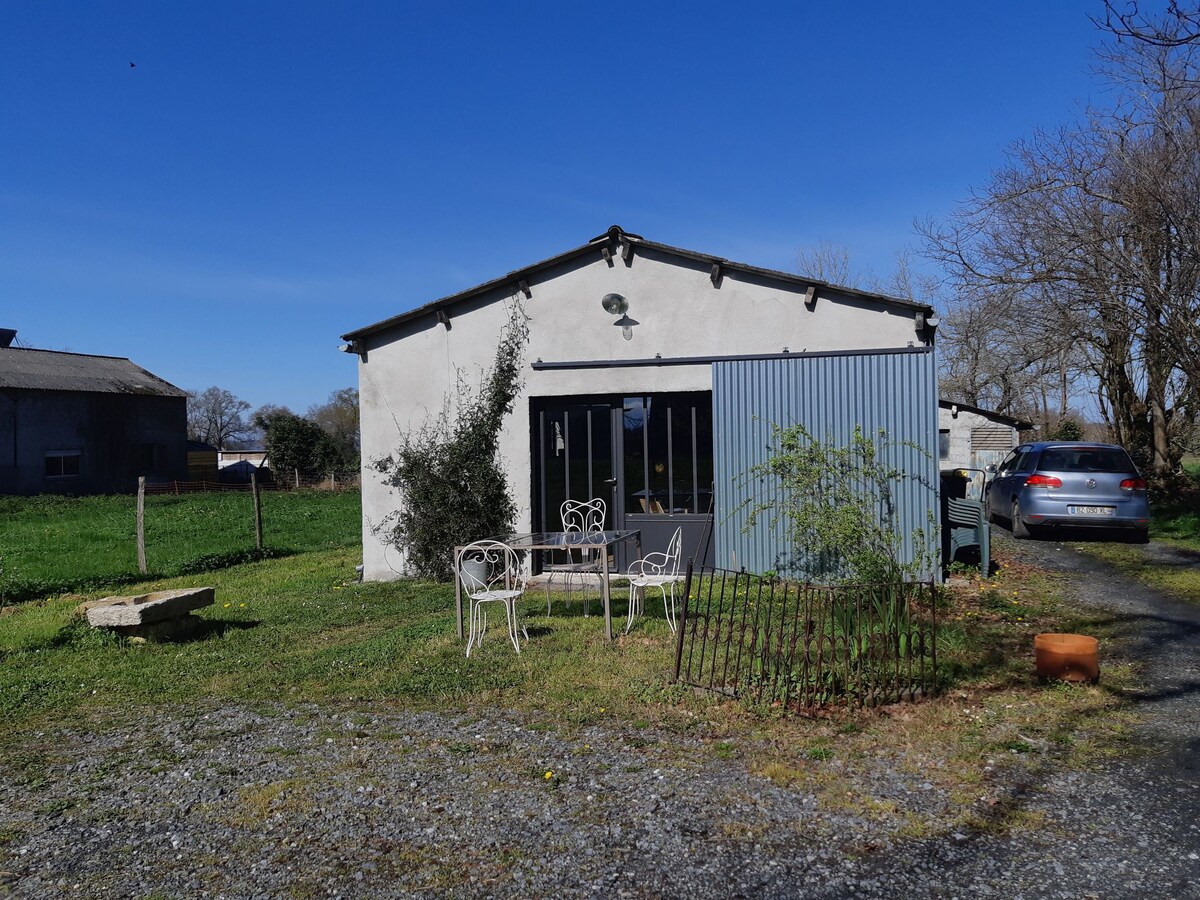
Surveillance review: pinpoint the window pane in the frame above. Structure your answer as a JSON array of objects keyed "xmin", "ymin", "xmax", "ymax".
[
  {"xmin": 45, "ymin": 453, "xmax": 80, "ymax": 477},
  {"xmin": 669, "ymin": 405, "xmax": 694, "ymax": 512},
  {"xmin": 623, "ymin": 398, "xmax": 649, "ymax": 514},
  {"xmin": 540, "ymin": 408, "xmax": 567, "ymax": 527},
  {"xmin": 693, "ymin": 400, "xmax": 714, "ymax": 514},
  {"xmin": 587, "ymin": 406, "xmax": 613, "ymax": 528},
  {"xmin": 644, "ymin": 397, "xmax": 670, "ymax": 514},
  {"xmin": 938, "ymin": 430, "xmax": 951, "ymax": 460},
  {"xmin": 566, "ymin": 407, "xmax": 592, "ymax": 503}
]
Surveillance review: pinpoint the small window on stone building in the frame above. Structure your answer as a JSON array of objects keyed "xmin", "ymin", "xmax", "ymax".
[
  {"xmin": 45, "ymin": 451, "xmax": 82, "ymax": 478},
  {"xmin": 938, "ymin": 429, "xmax": 951, "ymax": 460}
]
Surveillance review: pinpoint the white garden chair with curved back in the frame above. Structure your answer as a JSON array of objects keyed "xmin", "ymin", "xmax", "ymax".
[
  {"xmin": 457, "ymin": 540, "xmax": 531, "ymax": 657},
  {"xmin": 625, "ymin": 525, "xmax": 684, "ymax": 634},
  {"xmin": 543, "ymin": 497, "xmax": 607, "ymax": 615}
]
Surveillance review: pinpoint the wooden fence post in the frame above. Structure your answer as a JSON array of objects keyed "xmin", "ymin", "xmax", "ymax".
[
  {"xmin": 251, "ymin": 472, "xmax": 264, "ymax": 550},
  {"xmin": 136, "ymin": 476, "xmax": 147, "ymax": 574},
  {"xmin": 294, "ymin": 468, "xmax": 300, "ymax": 489}
]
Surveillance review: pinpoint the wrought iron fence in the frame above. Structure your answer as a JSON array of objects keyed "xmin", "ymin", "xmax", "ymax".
[{"xmin": 673, "ymin": 564, "xmax": 938, "ymax": 712}]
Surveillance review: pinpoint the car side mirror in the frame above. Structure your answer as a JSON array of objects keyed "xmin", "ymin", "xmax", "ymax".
[{"xmin": 985, "ymin": 464, "xmax": 997, "ymax": 474}]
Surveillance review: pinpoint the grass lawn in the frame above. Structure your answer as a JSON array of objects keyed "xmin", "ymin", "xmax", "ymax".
[
  {"xmin": 1069, "ymin": 467, "xmax": 1200, "ymax": 604},
  {"xmin": 0, "ymin": 544, "xmax": 1141, "ymax": 831},
  {"xmin": 0, "ymin": 490, "xmax": 360, "ymax": 603},
  {"xmin": 1068, "ymin": 531, "xmax": 1200, "ymax": 606},
  {"xmin": 1151, "ymin": 462, "xmax": 1200, "ymax": 549}
]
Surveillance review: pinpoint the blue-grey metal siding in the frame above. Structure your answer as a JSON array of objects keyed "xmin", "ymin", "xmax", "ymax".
[{"xmin": 712, "ymin": 348, "xmax": 939, "ymax": 579}]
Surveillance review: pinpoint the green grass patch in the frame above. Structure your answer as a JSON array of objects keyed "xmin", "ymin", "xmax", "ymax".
[
  {"xmin": 0, "ymin": 540, "xmax": 1152, "ymax": 840},
  {"xmin": 0, "ymin": 547, "xmax": 684, "ymax": 732},
  {"xmin": 0, "ymin": 490, "xmax": 360, "ymax": 603},
  {"xmin": 1069, "ymin": 541, "xmax": 1200, "ymax": 606},
  {"xmin": 1146, "ymin": 464, "xmax": 1200, "ymax": 550},
  {"xmin": 1151, "ymin": 508, "xmax": 1200, "ymax": 548},
  {"xmin": 1069, "ymin": 462, "xmax": 1200, "ymax": 601}
]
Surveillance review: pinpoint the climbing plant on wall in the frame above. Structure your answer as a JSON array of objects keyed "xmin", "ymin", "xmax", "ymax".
[{"xmin": 373, "ymin": 300, "xmax": 529, "ymax": 581}]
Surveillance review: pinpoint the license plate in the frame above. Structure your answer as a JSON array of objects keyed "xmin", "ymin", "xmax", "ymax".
[{"xmin": 1069, "ymin": 506, "xmax": 1115, "ymax": 516}]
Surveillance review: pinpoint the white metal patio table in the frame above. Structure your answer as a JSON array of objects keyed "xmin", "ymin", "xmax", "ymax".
[{"xmin": 454, "ymin": 529, "xmax": 642, "ymax": 643}]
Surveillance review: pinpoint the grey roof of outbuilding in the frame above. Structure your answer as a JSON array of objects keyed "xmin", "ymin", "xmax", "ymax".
[
  {"xmin": 342, "ymin": 225, "xmax": 935, "ymax": 342},
  {"xmin": 939, "ymin": 399, "xmax": 1033, "ymax": 431},
  {"xmin": 0, "ymin": 347, "xmax": 187, "ymax": 397}
]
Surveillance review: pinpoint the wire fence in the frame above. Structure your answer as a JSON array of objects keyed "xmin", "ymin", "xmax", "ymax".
[
  {"xmin": 674, "ymin": 564, "xmax": 939, "ymax": 712},
  {"xmin": 145, "ymin": 475, "xmax": 361, "ymax": 494},
  {"xmin": 0, "ymin": 488, "xmax": 361, "ymax": 604}
]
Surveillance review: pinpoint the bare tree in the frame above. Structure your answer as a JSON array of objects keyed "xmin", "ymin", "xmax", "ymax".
[
  {"xmin": 1095, "ymin": 1, "xmax": 1200, "ymax": 48},
  {"xmin": 307, "ymin": 387, "xmax": 360, "ymax": 463},
  {"xmin": 187, "ymin": 386, "xmax": 252, "ymax": 449},
  {"xmin": 922, "ymin": 22, "xmax": 1200, "ymax": 479},
  {"xmin": 796, "ymin": 241, "xmax": 873, "ymax": 288}
]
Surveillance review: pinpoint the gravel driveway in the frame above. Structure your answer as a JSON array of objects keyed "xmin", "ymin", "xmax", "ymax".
[{"xmin": 2, "ymin": 534, "xmax": 1199, "ymax": 899}]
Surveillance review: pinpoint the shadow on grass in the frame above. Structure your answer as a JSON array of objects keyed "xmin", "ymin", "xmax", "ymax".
[
  {"xmin": 40, "ymin": 616, "xmax": 262, "ymax": 651},
  {"xmin": 2, "ymin": 547, "xmax": 300, "ymax": 606},
  {"xmin": 184, "ymin": 618, "xmax": 262, "ymax": 642}
]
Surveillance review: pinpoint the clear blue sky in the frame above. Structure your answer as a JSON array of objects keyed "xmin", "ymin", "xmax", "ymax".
[{"xmin": 1, "ymin": 1, "xmax": 1111, "ymax": 413}]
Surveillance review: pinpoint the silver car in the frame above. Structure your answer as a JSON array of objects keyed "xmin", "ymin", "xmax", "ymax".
[{"xmin": 985, "ymin": 441, "xmax": 1150, "ymax": 542}]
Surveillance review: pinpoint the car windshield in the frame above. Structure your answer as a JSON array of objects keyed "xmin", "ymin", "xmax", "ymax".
[{"xmin": 1037, "ymin": 447, "xmax": 1136, "ymax": 474}]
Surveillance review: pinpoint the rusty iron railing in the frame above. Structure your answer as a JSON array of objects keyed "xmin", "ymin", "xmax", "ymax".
[{"xmin": 673, "ymin": 563, "xmax": 938, "ymax": 711}]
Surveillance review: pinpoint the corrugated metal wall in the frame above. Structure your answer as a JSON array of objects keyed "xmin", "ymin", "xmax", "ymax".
[{"xmin": 712, "ymin": 348, "xmax": 939, "ymax": 579}]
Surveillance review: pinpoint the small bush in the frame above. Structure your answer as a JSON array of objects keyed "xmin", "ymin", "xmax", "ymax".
[{"xmin": 737, "ymin": 424, "xmax": 935, "ymax": 583}]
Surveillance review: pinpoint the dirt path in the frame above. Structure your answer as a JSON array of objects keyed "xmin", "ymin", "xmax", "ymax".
[{"xmin": 844, "ymin": 532, "xmax": 1200, "ymax": 897}]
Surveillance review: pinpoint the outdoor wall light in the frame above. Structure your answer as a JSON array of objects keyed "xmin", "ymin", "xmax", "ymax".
[
  {"xmin": 601, "ymin": 293, "xmax": 637, "ymax": 340},
  {"xmin": 601, "ymin": 293, "xmax": 628, "ymax": 315}
]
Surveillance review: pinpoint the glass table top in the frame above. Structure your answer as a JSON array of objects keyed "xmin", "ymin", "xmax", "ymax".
[{"xmin": 494, "ymin": 529, "xmax": 640, "ymax": 549}]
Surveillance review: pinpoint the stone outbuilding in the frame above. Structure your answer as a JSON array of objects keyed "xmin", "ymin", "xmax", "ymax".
[{"xmin": 938, "ymin": 399, "xmax": 1033, "ymax": 474}]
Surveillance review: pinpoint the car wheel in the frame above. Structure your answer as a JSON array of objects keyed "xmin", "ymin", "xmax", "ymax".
[{"xmin": 1011, "ymin": 498, "xmax": 1031, "ymax": 539}]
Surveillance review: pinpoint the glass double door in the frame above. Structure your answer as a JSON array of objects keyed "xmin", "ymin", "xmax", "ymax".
[{"xmin": 532, "ymin": 391, "xmax": 714, "ymax": 565}]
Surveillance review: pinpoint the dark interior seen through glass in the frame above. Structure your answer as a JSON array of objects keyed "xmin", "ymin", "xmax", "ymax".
[
  {"xmin": 1038, "ymin": 448, "xmax": 1135, "ymax": 473},
  {"xmin": 534, "ymin": 391, "xmax": 714, "ymax": 531}
]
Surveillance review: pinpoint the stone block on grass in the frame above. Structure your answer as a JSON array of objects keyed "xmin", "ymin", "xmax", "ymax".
[{"xmin": 83, "ymin": 587, "xmax": 215, "ymax": 628}]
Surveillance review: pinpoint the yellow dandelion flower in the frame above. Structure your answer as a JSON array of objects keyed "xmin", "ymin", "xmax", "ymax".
[
  {"xmin": 239, "ymin": 603, "xmax": 246, "ymax": 608},
  {"xmin": 544, "ymin": 771, "xmax": 554, "ymax": 780},
  {"xmin": 223, "ymin": 603, "xmax": 231, "ymax": 608}
]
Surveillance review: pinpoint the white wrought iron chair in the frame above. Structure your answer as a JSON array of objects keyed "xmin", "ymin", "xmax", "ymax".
[
  {"xmin": 457, "ymin": 540, "xmax": 531, "ymax": 657},
  {"xmin": 544, "ymin": 498, "xmax": 607, "ymax": 615},
  {"xmin": 625, "ymin": 525, "xmax": 684, "ymax": 634}
]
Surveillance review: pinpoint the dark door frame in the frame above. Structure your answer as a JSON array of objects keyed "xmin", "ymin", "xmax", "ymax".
[{"xmin": 530, "ymin": 391, "xmax": 715, "ymax": 568}]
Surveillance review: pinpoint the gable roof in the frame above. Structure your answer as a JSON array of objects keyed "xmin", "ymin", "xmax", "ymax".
[
  {"xmin": 0, "ymin": 347, "xmax": 187, "ymax": 398},
  {"xmin": 342, "ymin": 225, "xmax": 934, "ymax": 342}
]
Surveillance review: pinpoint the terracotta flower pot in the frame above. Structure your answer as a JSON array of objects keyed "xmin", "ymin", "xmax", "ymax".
[{"xmin": 1035, "ymin": 633, "xmax": 1099, "ymax": 683}]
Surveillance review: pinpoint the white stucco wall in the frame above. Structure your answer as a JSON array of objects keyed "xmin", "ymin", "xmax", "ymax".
[
  {"xmin": 938, "ymin": 405, "xmax": 1018, "ymax": 471},
  {"xmin": 356, "ymin": 244, "xmax": 926, "ymax": 580}
]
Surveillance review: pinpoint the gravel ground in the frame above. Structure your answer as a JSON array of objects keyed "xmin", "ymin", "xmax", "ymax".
[{"xmin": 2, "ymin": 533, "xmax": 1199, "ymax": 899}]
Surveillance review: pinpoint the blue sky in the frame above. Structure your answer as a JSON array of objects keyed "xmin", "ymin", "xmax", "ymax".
[{"xmin": 1, "ymin": 1, "xmax": 1110, "ymax": 412}]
